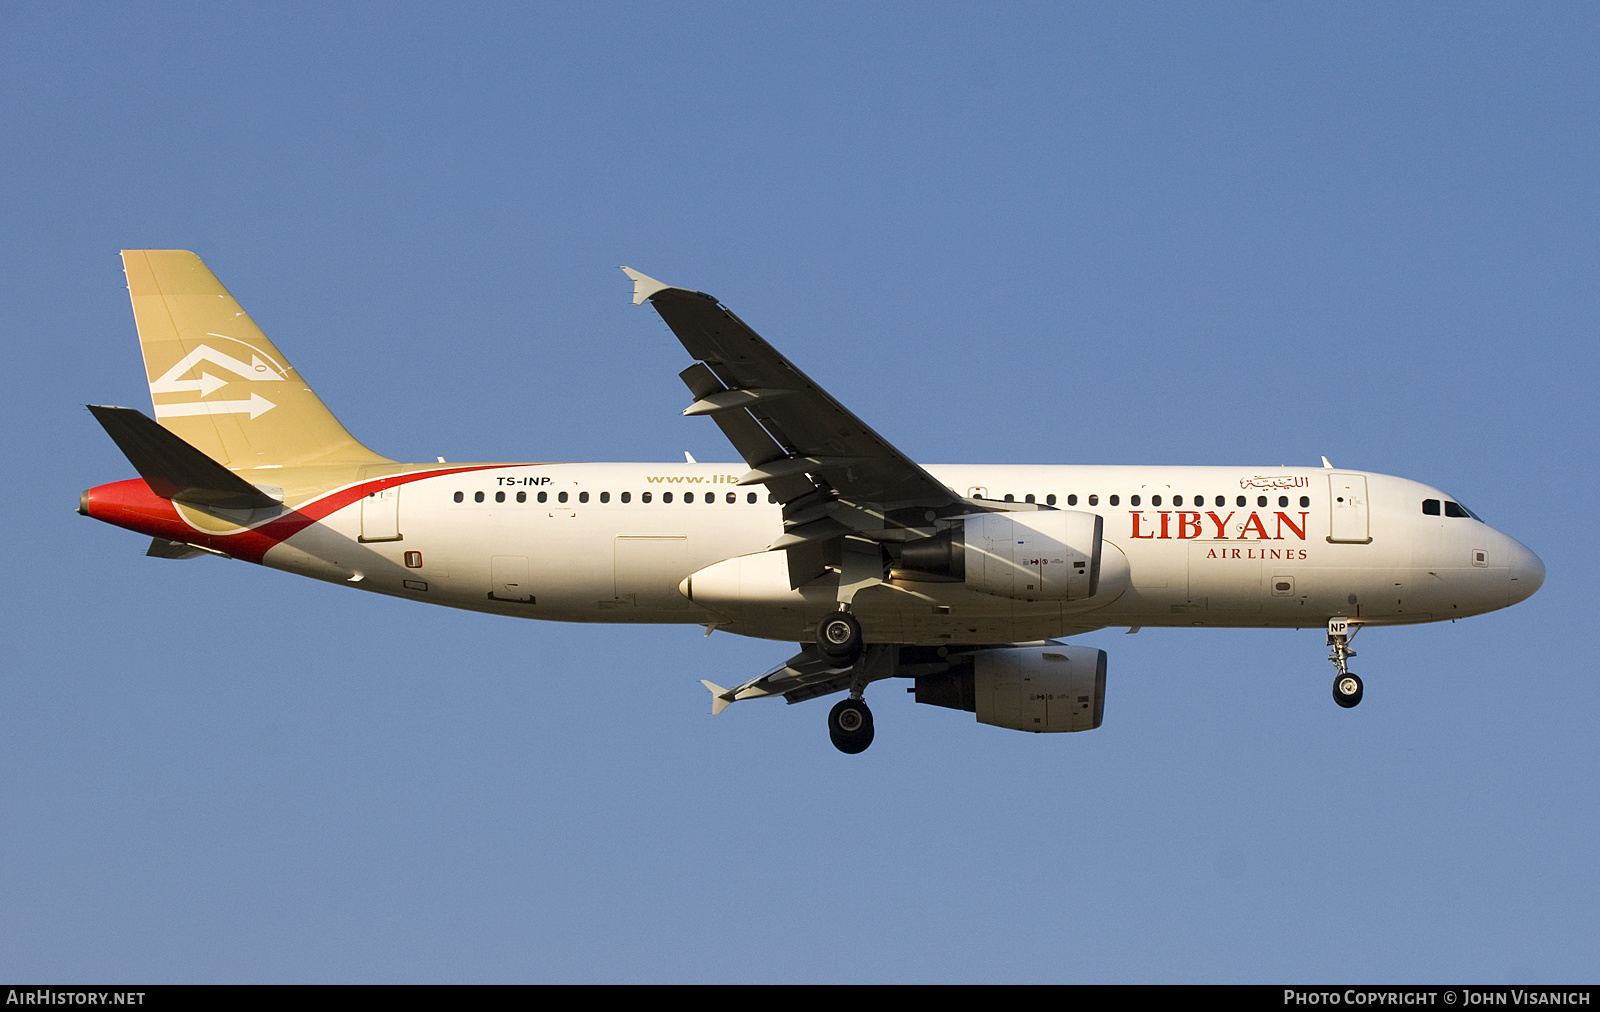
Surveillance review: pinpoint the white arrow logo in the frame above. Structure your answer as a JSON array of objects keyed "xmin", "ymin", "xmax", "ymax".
[
  {"xmin": 154, "ymin": 392, "xmax": 277, "ymax": 420},
  {"xmin": 150, "ymin": 342, "xmax": 286, "ymax": 395}
]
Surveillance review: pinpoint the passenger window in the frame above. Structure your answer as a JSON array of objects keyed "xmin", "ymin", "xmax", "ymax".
[
  {"xmin": 516, "ymin": 491, "xmax": 526, "ymax": 503},
  {"xmin": 1299, "ymin": 496, "xmax": 1310, "ymax": 508},
  {"xmin": 1423, "ymin": 499, "xmax": 1441, "ymax": 515},
  {"xmin": 1215, "ymin": 496, "xmax": 1225, "ymax": 508},
  {"xmin": 1109, "ymin": 495, "xmax": 1120, "ymax": 506},
  {"xmin": 1131, "ymin": 495, "xmax": 1141, "ymax": 507},
  {"xmin": 768, "ymin": 494, "xmax": 777, "ymax": 503},
  {"xmin": 453, "ymin": 491, "xmax": 463, "ymax": 503},
  {"xmin": 1236, "ymin": 496, "xmax": 1246, "ymax": 507},
  {"xmin": 1067, "ymin": 494, "xmax": 1078, "ymax": 506},
  {"xmin": 579, "ymin": 491, "xmax": 589, "ymax": 503},
  {"xmin": 1088, "ymin": 494, "xmax": 1099, "ymax": 506},
  {"xmin": 495, "ymin": 491, "xmax": 505, "ymax": 503},
  {"xmin": 600, "ymin": 492, "xmax": 610, "ymax": 503},
  {"xmin": 1152, "ymin": 495, "xmax": 1162, "ymax": 507},
  {"xmin": 1003, "ymin": 493, "xmax": 1013, "ymax": 502},
  {"xmin": 663, "ymin": 492, "xmax": 673, "ymax": 503},
  {"xmin": 1025, "ymin": 494, "xmax": 1035, "ymax": 503},
  {"xmin": 1257, "ymin": 496, "xmax": 1267, "ymax": 508},
  {"xmin": 1046, "ymin": 494, "xmax": 1056, "ymax": 506},
  {"xmin": 1279, "ymin": 496, "xmax": 1289, "ymax": 508},
  {"xmin": 474, "ymin": 491, "xmax": 485, "ymax": 503},
  {"xmin": 621, "ymin": 492, "xmax": 631, "ymax": 503},
  {"xmin": 727, "ymin": 492, "xmax": 736, "ymax": 503},
  {"xmin": 558, "ymin": 491, "xmax": 568, "ymax": 503},
  {"xmin": 1173, "ymin": 495, "xmax": 1183, "ymax": 507},
  {"xmin": 1444, "ymin": 501, "xmax": 1472, "ymax": 519},
  {"xmin": 747, "ymin": 493, "xmax": 757, "ymax": 504},
  {"xmin": 642, "ymin": 492, "xmax": 651, "ymax": 503},
  {"xmin": 538, "ymin": 491, "xmax": 548, "ymax": 503},
  {"xmin": 685, "ymin": 492, "xmax": 695, "ymax": 503}
]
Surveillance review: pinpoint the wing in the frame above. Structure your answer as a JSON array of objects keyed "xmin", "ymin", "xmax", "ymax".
[
  {"xmin": 623, "ymin": 268, "xmax": 976, "ymax": 553},
  {"xmin": 702, "ymin": 643, "xmax": 889, "ymax": 711}
]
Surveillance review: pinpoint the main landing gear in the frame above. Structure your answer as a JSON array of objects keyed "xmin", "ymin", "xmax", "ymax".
[
  {"xmin": 1327, "ymin": 617, "xmax": 1364, "ymax": 708},
  {"xmin": 828, "ymin": 697, "xmax": 874, "ymax": 754},
  {"xmin": 817, "ymin": 610, "xmax": 864, "ymax": 667},
  {"xmin": 819, "ymin": 609, "xmax": 874, "ymax": 753}
]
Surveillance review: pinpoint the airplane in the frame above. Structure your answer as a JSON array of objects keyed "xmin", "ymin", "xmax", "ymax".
[{"xmin": 80, "ymin": 251, "xmax": 1545, "ymax": 753}]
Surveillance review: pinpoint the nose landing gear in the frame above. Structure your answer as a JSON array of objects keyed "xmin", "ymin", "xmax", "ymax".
[
  {"xmin": 1333, "ymin": 671, "xmax": 1364, "ymax": 707},
  {"xmin": 1327, "ymin": 617, "xmax": 1364, "ymax": 708}
]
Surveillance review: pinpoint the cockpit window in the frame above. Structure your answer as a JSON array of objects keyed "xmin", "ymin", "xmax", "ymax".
[
  {"xmin": 1423, "ymin": 499, "xmax": 1441, "ymax": 516},
  {"xmin": 1444, "ymin": 500, "xmax": 1480, "ymax": 520}
]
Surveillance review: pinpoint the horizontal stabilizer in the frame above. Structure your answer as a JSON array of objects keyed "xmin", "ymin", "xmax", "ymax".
[
  {"xmin": 87, "ymin": 404, "xmax": 281, "ymax": 510},
  {"xmin": 147, "ymin": 538, "xmax": 209, "ymax": 560}
]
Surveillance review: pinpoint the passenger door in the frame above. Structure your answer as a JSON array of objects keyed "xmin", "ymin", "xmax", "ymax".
[
  {"xmin": 359, "ymin": 486, "xmax": 401, "ymax": 542},
  {"xmin": 1328, "ymin": 474, "xmax": 1371, "ymax": 544}
]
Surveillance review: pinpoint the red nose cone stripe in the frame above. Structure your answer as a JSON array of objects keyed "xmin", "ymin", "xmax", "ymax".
[{"xmin": 82, "ymin": 465, "xmax": 507, "ymax": 564}]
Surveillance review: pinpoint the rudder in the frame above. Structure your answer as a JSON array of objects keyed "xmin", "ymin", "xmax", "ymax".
[{"xmin": 121, "ymin": 250, "xmax": 390, "ymax": 467}]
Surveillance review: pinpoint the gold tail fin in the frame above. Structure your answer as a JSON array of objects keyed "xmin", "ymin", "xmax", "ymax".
[{"xmin": 121, "ymin": 250, "xmax": 391, "ymax": 468}]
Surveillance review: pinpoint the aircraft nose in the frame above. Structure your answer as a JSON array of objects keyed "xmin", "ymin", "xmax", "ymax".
[{"xmin": 1506, "ymin": 537, "xmax": 1545, "ymax": 605}]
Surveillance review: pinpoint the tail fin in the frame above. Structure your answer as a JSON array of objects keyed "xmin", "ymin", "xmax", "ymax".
[{"xmin": 121, "ymin": 250, "xmax": 390, "ymax": 468}]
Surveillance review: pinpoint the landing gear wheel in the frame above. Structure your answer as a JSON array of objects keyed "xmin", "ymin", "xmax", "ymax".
[
  {"xmin": 828, "ymin": 698, "xmax": 875, "ymax": 754},
  {"xmin": 1333, "ymin": 671, "xmax": 1364, "ymax": 708},
  {"xmin": 817, "ymin": 611, "xmax": 864, "ymax": 667}
]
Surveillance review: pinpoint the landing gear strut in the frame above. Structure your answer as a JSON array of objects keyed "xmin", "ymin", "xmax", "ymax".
[
  {"xmin": 827, "ymin": 644, "xmax": 877, "ymax": 754},
  {"xmin": 1327, "ymin": 617, "xmax": 1364, "ymax": 708}
]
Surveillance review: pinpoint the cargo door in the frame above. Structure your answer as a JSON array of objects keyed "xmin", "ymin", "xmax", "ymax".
[
  {"xmin": 1328, "ymin": 474, "xmax": 1371, "ymax": 544},
  {"xmin": 614, "ymin": 536, "xmax": 689, "ymax": 610},
  {"xmin": 1187, "ymin": 544, "xmax": 1263, "ymax": 613},
  {"xmin": 490, "ymin": 555, "xmax": 534, "ymax": 602}
]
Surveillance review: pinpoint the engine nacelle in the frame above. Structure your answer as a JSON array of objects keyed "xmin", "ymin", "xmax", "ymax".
[
  {"xmin": 976, "ymin": 643, "xmax": 1106, "ymax": 732},
  {"xmin": 911, "ymin": 644, "xmax": 1107, "ymax": 733},
  {"xmin": 898, "ymin": 510, "xmax": 1105, "ymax": 601}
]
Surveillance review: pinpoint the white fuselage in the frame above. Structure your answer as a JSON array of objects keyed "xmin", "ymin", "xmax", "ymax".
[{"xmin": 261, "ymin": 462, "xmax": 1543, "ymax": 645}]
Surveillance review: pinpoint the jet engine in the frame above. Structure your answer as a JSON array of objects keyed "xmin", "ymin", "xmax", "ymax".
[
  {"xmin": 911, "ymin": 643, "xmax": 1107, "ymax": 732},
  {"xmin": 896, "ymin": 511, "xmax": 1106, "ymax": 601}
]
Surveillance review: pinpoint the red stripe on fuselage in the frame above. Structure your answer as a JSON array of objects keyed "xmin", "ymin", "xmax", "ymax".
[{"xmin": 82, "ymin": 465, "xmax": 512, "ymax": 563}]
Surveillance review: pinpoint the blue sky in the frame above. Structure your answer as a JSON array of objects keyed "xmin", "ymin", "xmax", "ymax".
[{"xmin": 2, "ymin": 2, "xmax": 1596, "ymax": 982}]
